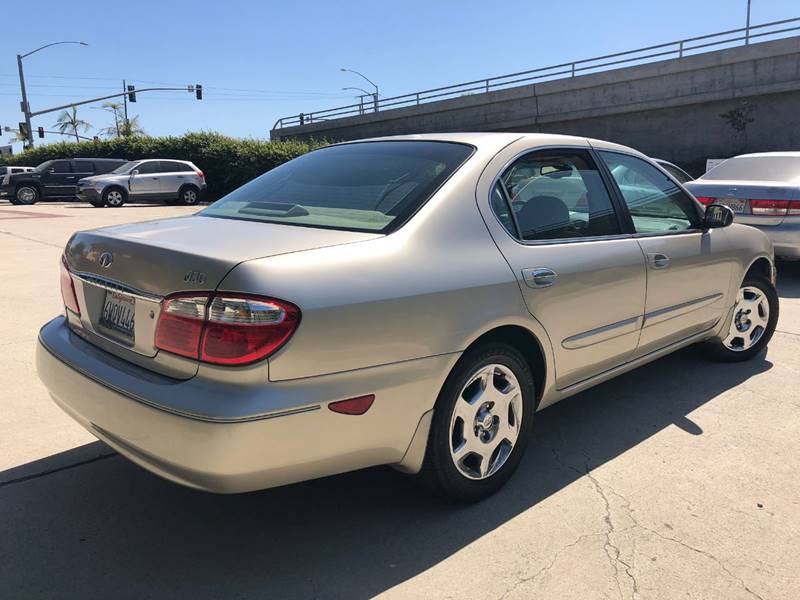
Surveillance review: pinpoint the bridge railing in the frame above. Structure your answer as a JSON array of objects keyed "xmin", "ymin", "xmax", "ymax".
[{"xmin": 272, "ymin": 16, "xmax": 800, "ymax": 131}]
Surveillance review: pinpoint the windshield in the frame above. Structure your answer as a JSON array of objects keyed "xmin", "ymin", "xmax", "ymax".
[
  {"xmin": 35, "ymin": 160, "xmax": 54, "ymax": 172},
  {"xmin": 702, "ymin": 156, "xmax": 800, "ymax": 182},
  {"xmin": 201, "ymin": 141, "xmax": 474, "ymax": 233},
  {"xmin": 111, "ymin": 161, "xmax": 140, "ymax": 174}
]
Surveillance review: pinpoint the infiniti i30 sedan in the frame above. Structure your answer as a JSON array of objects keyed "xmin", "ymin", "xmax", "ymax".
[
  {"xmin": 685, "ymin": 152, "xmax": 800, "ymax": 261},
  {"xmin": 37, "ymin": 133, "xmax": 778, "ymax": 502}
]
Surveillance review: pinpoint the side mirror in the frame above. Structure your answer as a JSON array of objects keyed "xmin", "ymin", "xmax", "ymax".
[
  {"xmin": 129, "ymin": 169, "xmax": 139, "ymax": 177},
  {"xmin": 703, "ymin": 203, "xmax": 734, "ymax": 229}
]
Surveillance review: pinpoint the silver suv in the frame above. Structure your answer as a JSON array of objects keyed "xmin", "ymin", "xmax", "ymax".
[{"xmin": 76, "ymin": 159, "xmax": 206, "ymax": 207}]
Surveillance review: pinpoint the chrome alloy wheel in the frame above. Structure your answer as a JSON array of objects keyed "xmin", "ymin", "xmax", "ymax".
[
  {"xmin": 449, "ymin": 363, "xmax": 523, "ymax": 480},
  {"xmin": 182, "ymin": 189, "xmax": 198, "ymax": 204},
  {"xmin": 723, "ymin": 285, "xmax": 770, "ymax": 352},
  {"xmin": 17, "ymin": 186, "xmax": 36, "ymax": 203},
  {"xmin": 106, "ymin": 190, "xmax": 123, "ymax": 207}
]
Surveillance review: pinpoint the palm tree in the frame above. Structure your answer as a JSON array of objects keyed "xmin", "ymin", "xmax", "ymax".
[
  {"xmin": 100, "ymin": 101, "xmax": 123, "ymax": 137},
  {"xmin": 53, "ymin": 106, "xmax": 91, "ymax": 142},
  {"xmin": 119, "ymin": 114, "xmax": 146, "ymax": 137}
]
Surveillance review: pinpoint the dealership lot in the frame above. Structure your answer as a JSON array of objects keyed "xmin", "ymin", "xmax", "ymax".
[{"xmin": 1, "ymin": 203, "xmax": 799, "ymax": 599}]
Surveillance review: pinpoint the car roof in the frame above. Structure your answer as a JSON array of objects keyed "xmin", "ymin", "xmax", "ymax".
[
  {"xmin": 72, "ymin": 157, "xmax": 127, "ymax": 162},
  {"xmin": 337, "ymin": 132, "xmax": 645, "ymax": 157}
]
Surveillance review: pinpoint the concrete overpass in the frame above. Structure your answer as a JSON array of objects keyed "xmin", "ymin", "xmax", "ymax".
[{"xmin": 270, "ymin": 24, "xmax": 800, "ymax": 175}]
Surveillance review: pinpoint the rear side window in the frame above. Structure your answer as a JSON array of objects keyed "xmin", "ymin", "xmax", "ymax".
[
  {"xmin": 494, "ymin": 149, "xmax": 621, "ymax": 241},
  {"xmin": 201, "ymin": 141, "xmax": 474, "ymax": 233},
  {"xmin": 162, "ymin": 161, "xmax": 193, "ymax": 172},
  {"xmin": 73, "ymin": 161, "xmax": 94, "ymax": 174},
  {"xmin": 601, "ymin": 151, "xmax": 701, "ymax": 234}
]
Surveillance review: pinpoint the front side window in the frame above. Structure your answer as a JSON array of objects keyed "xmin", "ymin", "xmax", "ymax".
[
  {"xmin": 202, "ymin": 141, "xmax": 474, "ymax": 233},
  {"xmin": 601, "ymin": 151, "xmax": 700, "ymax": 234},
  {"xmin": 136, "ymin": 161, "xmax": 160, "ymax": 175},
  {"xmin": 494, "ymin": 149, "xmax": 620, "ymax": 241},
  {"xmin": 51, "ymin": 161, "xmax": 71, "ymax": 173}
]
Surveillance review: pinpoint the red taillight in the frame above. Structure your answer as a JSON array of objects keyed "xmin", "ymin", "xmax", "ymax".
[
  {"xmin": 196, "ymin": 169, "xmax": 204, "ymax": 180},
  {"xmin": 750, "ymin": 199, "xmax": 790, "ymax": 216},
  {"xmin": 328, "ymin": 395, "xmax": 375, "ymax": 415},
  {"xmin": 154, "ymin": 293, "xmax": 300, "ymax": 365},
  {"xmin": 790, "ymin": 201, "xmax": 800, "ymax": 215},
  {"xmin": 154, "ymin": 294, "xmax": 209, "ymax": 359},
  {"xmin": 59, "ymin": 256, "xmax": 80, "ymax": 316},
  {"xmin": 695, "ymin": 196, "xmax": 715, "ymax": 205}
]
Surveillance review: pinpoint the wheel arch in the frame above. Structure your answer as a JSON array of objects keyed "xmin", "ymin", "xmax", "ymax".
[
  {"xmin": 743, "ymin": 255, "xmax": 774, "ymax": 284},
  {"xmin": 462, "ymin": 324, "xmax": 547, "ymax": 407}
]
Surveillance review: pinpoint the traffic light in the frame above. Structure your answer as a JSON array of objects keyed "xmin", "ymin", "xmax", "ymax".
[
  {"xmin": 37, "ymin": 127, "xmax": 44, "ymax": 139},
  {"xmin": 195, "ymin": 84, "xmax": 202, "ymax": 100},
  {"xmin": 18, "ymin": 122, "xmax": 29, "ymax": 138},
  {"xmin": 127, "ymin": 85, "xmax": 137, "ymax": 102}
]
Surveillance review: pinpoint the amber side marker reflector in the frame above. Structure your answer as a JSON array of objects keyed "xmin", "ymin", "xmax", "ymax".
[{"xmin": 328, "ymin": 395, "xmax": 375, "ymax": 415}]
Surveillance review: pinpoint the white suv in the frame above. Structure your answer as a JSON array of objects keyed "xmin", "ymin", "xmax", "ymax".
[{"xmin": 76, "ymin": 159, "xmax": 206, "ymax": 207}]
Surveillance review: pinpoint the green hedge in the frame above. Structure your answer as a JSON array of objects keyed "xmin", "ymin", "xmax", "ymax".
[{"xmin": 0, "ymin": 132, "xmax": 326, "ymax": 200}]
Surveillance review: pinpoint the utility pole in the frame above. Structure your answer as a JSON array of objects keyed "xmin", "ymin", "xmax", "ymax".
[
  {"xmin": 122, "ymin": 79, "xmax": 129, "ymax": 123},
  {"xmin": 746, "ymin": 0, "xmax": 752, "ymax": 45}
]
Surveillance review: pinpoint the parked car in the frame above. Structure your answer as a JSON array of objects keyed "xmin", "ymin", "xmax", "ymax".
[
  {"xmin": 685, "ymin": 152, "xmax": 800, "ymax": 260},
  {"xmin": 37, "ymin": 133, "xmax": 777, "ymax": 502},
  {"xmin": 76, "ymin": 159, "xmax": 206, "ymax": 207},
  {"xmin": 654, "ymin": 159, "xmax": 694, "ymax": 184},
  {"xmin": 0, "ymin": 166, "xmax": 34, "ymax": 200},
  {"xmin": 1, "ymin": 158, "xmax": 127, "ymax": 205}
]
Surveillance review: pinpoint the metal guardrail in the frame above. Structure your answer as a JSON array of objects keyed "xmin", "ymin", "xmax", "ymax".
[{"xmin": 273, "ymin": 17, "xmax": 800, "ymax": 131}]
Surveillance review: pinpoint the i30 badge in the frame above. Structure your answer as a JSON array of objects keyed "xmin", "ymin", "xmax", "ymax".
[{"xmin": 98, "ymin": 252, "xmax": 113, "ymax": 268}]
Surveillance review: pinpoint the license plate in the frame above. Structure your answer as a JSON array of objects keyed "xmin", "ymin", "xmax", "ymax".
[
  {"xmin": 99, "ymin": 291, "xmax": 135, "ymax": 340},
  {"xmin": 718, "ymin": 198, "xmax": 746, "ymax": 213}
]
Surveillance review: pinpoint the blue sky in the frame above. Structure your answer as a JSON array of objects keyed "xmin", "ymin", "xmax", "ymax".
[{"xmin": 1, "ymin": 0, "xmax": 797, "ymax": 149}]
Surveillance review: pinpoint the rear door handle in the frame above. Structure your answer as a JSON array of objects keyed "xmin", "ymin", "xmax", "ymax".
[
  {"xmin": 648, "ymin": 253, "xmax": 670, "ymax": 269},
  {"xmin": 522, "ymin": 267, "xmax": 558, "ymax": 288}
]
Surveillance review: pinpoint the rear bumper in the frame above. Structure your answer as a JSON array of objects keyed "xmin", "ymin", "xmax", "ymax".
[
  {"xmin": 36, "ymin": 317, "xmax": 451, "ymax": 493},
  {"xmin": 746, "ymin": 221, "xmax": 800, "ymax": 259}
]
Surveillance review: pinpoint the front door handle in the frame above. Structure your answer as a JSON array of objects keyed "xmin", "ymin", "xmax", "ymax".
[
  {"xmin": 522, "ymin": 267, "xmax": 558, "ymax": 288},
  {"xmin": 648, "ymin": 253, "xmax": 670, "ymax": 269}
]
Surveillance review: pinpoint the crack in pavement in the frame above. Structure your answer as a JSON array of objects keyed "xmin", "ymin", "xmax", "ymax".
[
  {"xmin": 0, "ymin": 230, "xmax": 64, "ymax": 249},
  {"xmin": 0, "ymin": 452, "xmax": 117, "ymax": 488}
]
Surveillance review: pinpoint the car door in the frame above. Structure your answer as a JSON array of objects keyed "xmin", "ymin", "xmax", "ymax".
[
  {"xmin": 158, "ymin": 161, "xmax": 189, "ymax": 197},
  {"xmin": 72, "ymin": 160, "xmax": 95, "ymax": 193},
  {"xmin": 42, "ymin": 160, "xmax": 75, "ymax": 197},
  {"xmin": 482, "ymin": 144, "xmax": 647, "ymax": 390},
  {"xmin": 129, "ymin": 161, "xmax": 163, "ymax": 197},
  {"xmin": 597, "ymin": 150, "xmax": 734, "ymax": 357}
]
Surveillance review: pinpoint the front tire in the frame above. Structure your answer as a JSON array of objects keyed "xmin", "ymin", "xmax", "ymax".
[
  {"xmin": 700, "ymin": 275, "xmax": 778, "ymax": 362},
  {"xmin": 103, "ymin": 187, "xmax": 126, "ymax": 208},
  {"xmin": 15, "ymin": 185, "xmax": 39, "ymax": 205},
  {"xmin": 419, "ymin": 343, "xmax": 535, "ymax": 502}
]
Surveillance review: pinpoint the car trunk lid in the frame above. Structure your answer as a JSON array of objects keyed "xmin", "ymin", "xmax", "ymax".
[
  {"xmin": 64, "ymin": 215, "xmax": 379, "ymax": 369},
  {"xmin": 685, "ymin": 179, "xmax": 799, "ymax": 226}
]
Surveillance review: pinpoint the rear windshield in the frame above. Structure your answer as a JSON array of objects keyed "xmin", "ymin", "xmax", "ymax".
[
  {"xmin": 702, "ymin": 156, "xmax": 800, "ymax": 182},
  {"xmin": 201, "ymin": 141, "xmax": 474, "ymax": 233}
]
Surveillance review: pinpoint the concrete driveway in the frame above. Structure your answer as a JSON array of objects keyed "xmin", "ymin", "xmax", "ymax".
[{"xmin": 1, "ymin": 203, "xmax": 798, "ymax": 599}]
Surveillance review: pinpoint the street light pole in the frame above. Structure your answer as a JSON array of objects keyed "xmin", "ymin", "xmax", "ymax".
[
  {"xmin": 340, "ymin": 68, "xmax": 379, "ymax": 112},
  {"xmin": 343, "ymin": 86, "xmax": 371, "ymax": 116},
  {"xmin": 15, "ymin": 54, "xmax": 32, "ymax": 149},
  {"xmin": 16, "ymin": 40, "xmax": 88, "ymax": 149},
  {"xmin": 746, "ymin": 0, "xmax": 752, "ymax": 45}
]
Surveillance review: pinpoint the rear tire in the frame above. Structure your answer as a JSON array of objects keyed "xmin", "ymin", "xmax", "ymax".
[
  {"xmin": 419, "ymin": 343, "xmax": 535, "ymax": 502},
  {"xmin": 700, "ymin": 274, "xmax": 778, "ymax": 362},
  {"xmin": 178, "ymin": 185, "xmax": 199, "ymax": 206},
  {"xmin": 15, "ymin": 185, "xmax": 39, "ymax": 205},
  {"xmin": 103, "ymin": 187, "xmax": 126, "ymax": 208}
]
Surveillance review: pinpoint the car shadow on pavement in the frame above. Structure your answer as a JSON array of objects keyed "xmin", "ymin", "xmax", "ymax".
[
  {"xmin": 777, "ymin": 260, "xmax": 800, "ymax": 299},
  {"xmin": 0, "ymin": 346, "xmax": 772, "ymax": 599}
]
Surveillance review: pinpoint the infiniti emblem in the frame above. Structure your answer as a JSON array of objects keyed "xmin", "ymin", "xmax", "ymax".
[{"xmin": 98, "ymin": 252, "xmax": 113, "ymax": 268}]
